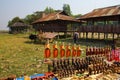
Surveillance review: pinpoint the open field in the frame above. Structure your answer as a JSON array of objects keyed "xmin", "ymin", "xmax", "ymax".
[
  {"xmin": 0, "ymin": 33, "xmax": 110, "ymax": 78},
  {"xmin": 0, "ymin": 33, "xmax": 47, "ymax": 78}
]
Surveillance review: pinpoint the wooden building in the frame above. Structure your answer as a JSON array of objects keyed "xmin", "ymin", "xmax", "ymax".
[
  {"xmin": 32, "ymin": 11, "xmax": 80, "ymax": 33},
  {"xmin": 9, "ymin": 21, "xmax": 29, "ymax": 34},
  {"xmin": 78, "ymin": 5, "xmax": 120, "ymax": 40}
]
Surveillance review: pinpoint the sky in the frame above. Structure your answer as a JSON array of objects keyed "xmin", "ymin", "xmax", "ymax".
[{"xmin": 0, "ymin": 0, "xmax": 120, "ymax": 30}]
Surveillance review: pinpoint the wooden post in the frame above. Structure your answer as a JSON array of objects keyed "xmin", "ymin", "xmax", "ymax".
[
  {"xmin": 35, "ymin": 28, "xmax": 37, "ymax": 35},
  {"xmin": 72, "ymin": 24, "xmax": 74, "ymax": 38},
  {"xmin": 58, "ymin": 32, "xmax": 59, "ymax": 39},
  {"xmin": 92, "ymin": 20, "xmax": 95, "ymax": 39},
  {"xmin": 118, "ymin": 16, "xmax": 120, "ymax": 38},
  {"xmin": 83, "ymin": 32, "xmax": 84, "ymax": 38},
  {"xmin": 98, "ymin": 33, "xmax": 100, "ymax": 39},
  {"xmin": 65, "ymin": 31, "xmax": 67, "ymax": 38},
  {"xmin": 117, "ymin": 34, "xmax": 119, "ymax": 38},
  {"xmin": 92, "ymin": 32, "xmax": 94, "ymax": 39},
  {"xmin": 112, "ymin": 33, "xmax": 114, "ymax": 40},
  {"xmin": 106, "ymin": 33, "xmax": 108, "ymax": 39},
  {"xmin": 104, "ymin": 33, "xmax": 106, "ymax": 39},
  {"xmin": 79, "ymin": 32, "xmax": 81, "ymax": 38},
  {"xmin": 86, "ymin": 32, "xmax": 88, "ymax": 39},
  {"xmin": 103, "ymin": 20, "xmax": 107, "ymax": 40}
]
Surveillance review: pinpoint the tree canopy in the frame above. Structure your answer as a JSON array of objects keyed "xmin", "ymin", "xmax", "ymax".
[
  {"xmin": 63, "ymin": 4, "xmax": 72, "ymax": 16},
  {"xmin": 8, "ymin": 17, "xmax": 23, "ymax": 27},
  {"xmin": 44, "ymin": 7, "xmax": 55, "ymax": 14},
  {"xmin": 8, "ymin": 4, "xmax": 82, "ymax": 27}
]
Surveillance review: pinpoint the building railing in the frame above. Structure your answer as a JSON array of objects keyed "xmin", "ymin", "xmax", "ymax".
[{"xmin": 78, "ymin": 24, "xmax": 120, "ymax": 34}]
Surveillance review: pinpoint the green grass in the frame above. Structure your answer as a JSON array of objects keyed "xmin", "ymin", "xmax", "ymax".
[
  {"xmin": 0, "ymin": 33, "xmax": 47, "ymax": 78},
  {"xmin": 0, "ymin": 33, "xmax": 109, "ymax": 78}
]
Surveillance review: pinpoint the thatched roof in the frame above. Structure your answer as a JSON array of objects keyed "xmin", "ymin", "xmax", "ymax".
[
  {"xmin": 11, "ymin": 22, "xmax": 29, "ymax": 27},
  {"xmin": 32, "ymin": 11, "xmax": 79, "ymax": 24},
  {"xmin": 42, "ymin": 32, "xmax": 58, "ymax": 39},
  {"xmin": 79, "ymin": 5, "xmax": 120, "ymax": 20}
]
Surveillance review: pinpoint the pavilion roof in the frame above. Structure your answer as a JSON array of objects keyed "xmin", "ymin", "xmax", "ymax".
[
  {"xmin": 11, "ymin": 22, "xmax": 29, "ymax": 27},
  {"xmin": 79, "ymin": 5, "xmax": 120, "ymax": 20},
  {"xmin": 32, "ymin": 11, "xmax": 79, "ymax": 24}
]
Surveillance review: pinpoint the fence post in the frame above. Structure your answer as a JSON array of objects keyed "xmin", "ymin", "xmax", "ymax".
[
  {"xmin": 112, "ymin": 33, "xmax": 114, "ymax": 40},
  {"xmin": 92, "ymin": 32, "xmax": 94, "ymax": 39}
]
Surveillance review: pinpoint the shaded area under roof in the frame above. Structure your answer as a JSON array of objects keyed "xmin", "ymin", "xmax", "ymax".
[{"xmin": 79, "ymin": 5, "xmax": 120, "ymax": 20}]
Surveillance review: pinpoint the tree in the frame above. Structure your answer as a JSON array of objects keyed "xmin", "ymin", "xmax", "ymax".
[
  {"xmin": 24, "ymin": 14, "xmax": 35, "ymax": 24},
  {"xmin": 24, "ymin": 11, "xmax": 45, "ymax": 24},
  {"xmin": 8, "ymin": 17, "xmax": 22, "ymax": 27},
  {"xmin": 73, "ymin": 14, "xmax": 82, "ymax": 18},
  {"xmin": 34, "ymin": 11, "xmax": 43, "ymax": 19},
  {"xmin": 44, "ymin": 7, "xmax": 55, "ymax": 14},
  {"xmin": 63, "ymin": 4, "xmax": 72, "ymax": 16}
]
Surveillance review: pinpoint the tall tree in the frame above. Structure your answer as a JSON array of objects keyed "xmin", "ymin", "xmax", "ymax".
[{"xmin": 63, "ymin": 4, "xmax": 72, "ymax": 16}]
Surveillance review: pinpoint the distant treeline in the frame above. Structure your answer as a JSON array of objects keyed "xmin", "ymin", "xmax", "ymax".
[{"xmin": 0, "ymin": 30, "xmax": 9, "ymax": 33}]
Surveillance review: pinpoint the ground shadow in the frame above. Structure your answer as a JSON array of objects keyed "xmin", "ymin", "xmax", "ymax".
[
  {"xmin": 24, "ymin": 40, "xmax": 45, "ymax": 45},
  {"xmin": 57, "ymin": 38, "xmax": 113, "ymax": 47}
]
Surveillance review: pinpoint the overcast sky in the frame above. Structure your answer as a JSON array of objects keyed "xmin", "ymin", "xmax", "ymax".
[{"xmin": 0, "ymin": 0, "xmax": 120, "ymax": 30}]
